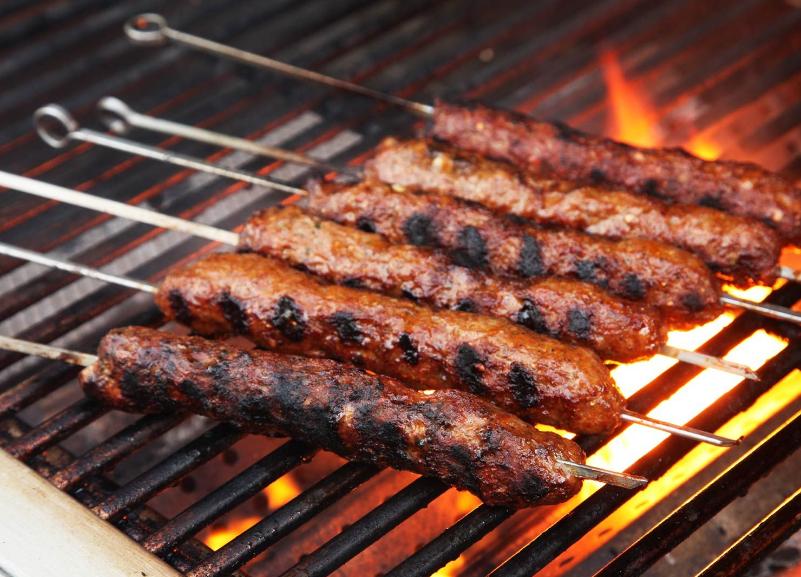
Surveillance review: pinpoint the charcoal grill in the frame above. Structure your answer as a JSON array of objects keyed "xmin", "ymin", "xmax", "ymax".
[{"xmin": 2, "ymin": 1, "xmax": 801, "ymax": 576}]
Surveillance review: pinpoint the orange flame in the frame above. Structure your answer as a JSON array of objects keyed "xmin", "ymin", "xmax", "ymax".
[
  {"xmin": 600, "ymin": 51, "xmax": 660, "ymax": 147},
  {"xmin": 204, "ymin": 516, "xmax": 261, "ymax": 551},
  {"xmin": 600, "ymin": 50, "xmax": 721, "ymax": 159},
  {"xmin": 202, "ymin": 473, "xmax": 301, "ymax": 551},
  {"xmin": 263, "ymin": 472, "xmax": 302, "ymax": 509}
]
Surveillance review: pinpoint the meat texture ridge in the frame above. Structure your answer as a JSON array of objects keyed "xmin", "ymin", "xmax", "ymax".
[
  {"xmin": 365, "ymin": 137, "xmax": 781, "ymax": 287},
  {"xmin": 154, "ymin": 252, "xmax": 624, "ymax": 434},
  {"xmin": 303, "ymin": 179, "xmax": 722, "ymax": 329},
  {"xmin": 80, "ymin": 327, "xmax": 585, "ymax": 507},
  {"xmin": 430, "ymin": 100, "xmax": 801, "ymax": 244},
  {"xmin": 239, "ymin": 205, "xmax": 665, "ymax": 362}
]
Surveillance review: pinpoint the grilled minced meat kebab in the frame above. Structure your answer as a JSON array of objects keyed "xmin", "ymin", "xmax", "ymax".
[
  {"xmin": 156, "ymin": 252, "xmax": 623, "ymax": 434},
  {"xmin": 365, "ymin": 138, "xmax": 782, "ymax": 287},
  {"xmin": 303, "ymin": 180, "xmax": 723, "ymax": 329},
  {"xmin": 430, "ymin": 101, "xmax": 801, "ymax": 244},
  {"xmin": 240, "ymin": 205, "xmax": 664, "ymax": 362},
  {"xmin": 80, "ymin": 327, "xmax": 585, "ymax": 507}
]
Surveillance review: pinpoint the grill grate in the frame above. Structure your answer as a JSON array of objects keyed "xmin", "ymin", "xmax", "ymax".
[{"xmin": 1, "ymin": 1, "xmax": 801, "ymax": 576}]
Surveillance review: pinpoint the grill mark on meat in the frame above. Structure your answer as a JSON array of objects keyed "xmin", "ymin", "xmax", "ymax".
[
  {"xmin": 168, "ymin": 290, "xmax": 193, "ymax": 325},
  {"xmin": 640, "ymin": 178, "xmax": 663, "ymax": 199},
  {"xmin": 452, "ymin": 226, "xmax": 488, "ymax": 269},
  {"xmin": 516, "ymin": 300, "xmax": 549, "ymax": 335},
  {"xmin": 622, "ymin": 273, "xmax": 646, "ymax": 300},
  {"xmin": 455, "ymin": 344, "xmax": 487, "ymax": 395},
  {"xmin": 455, "ymin": 298, "xmax": 476, "ymax": 312},
  {"xmin": 520, "ymin": 473, "xmax": 548, "ymax": 502},
  {"xmin": 519, "ymin": 235, "xmax": 545, "ymax": 277},
  {"xmin": 272, "ymin": 296, "xmax": 307, "ymax": 341},
  {"xmin": 681, "ymin": 292, "xmax": 705, "ymax": 313},
  {"xmin": 356, "ymin": 216, "xmax": 377, "ymax": 233},
  {"xmin": 403, "ymin": 213, "xmax": 439, "ymax": 246},
  {"xmin": 217, "ymin": 291, "xmax": 249, "ymax": 333},
  {"xmin": 590, "ymin": 168, "xmax": 607, "ymax": 184},
  {"xmin": 397, "ymin": 333, "xmax": 419, "ymax": 365},
  {"xmin": 568, "ymin": 309, "xmax": 592, "ymax": 341},
  {"xmin": 329, "ymin": 312, "xmax": 364, "ymax": 344},
  {"xmin": 575, "ymin": 260, "xmax": 607, "ymax": 287},
  {"xmin": 508, "ymin": 363, "xmax": 540, "ymax": 409},
  {"xmin": 342, "ymin": 277, "xmax": 364, "ymax": 288},
  {"xmin": 699, "ymin": 195, "xmax": 724, "ymax": 210}
]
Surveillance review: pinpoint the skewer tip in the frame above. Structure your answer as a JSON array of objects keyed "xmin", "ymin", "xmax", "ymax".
[
  {"xmin": 620, "ymin": 409, "xmax": 740, "ymax": 447},
  {"xmin": 557, "ymin": 459, "xmax": 648, "ymax": 489}
]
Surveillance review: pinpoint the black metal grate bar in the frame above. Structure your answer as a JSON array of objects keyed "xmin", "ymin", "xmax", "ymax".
[
  {"xmin": 92, "ymin": 423, "xmax": 244, "ymax": 521},
  {"xmin": 5, "ymin": 397, "xmax": 107, "ymax": 459},
  {"xmin": 279, "ymin": 477, "xmax": 448, "ymax": 577},
  {"xmin": 488, "ymin": 340, "xmax": 801, "ymax": 577},
  {"xmin": 187, "ymin": 462, "xmax": 379, "ymax": 577},
  {"xmin": 50, "ymin": 412, "xmax": 187, "ymax": 491},
  {"xmin": 143, "ymin": 439, "xmax": 316, "ymax": 555},
  {"xmin": 593, "ymin": 408, "xmax": 801, "ymax": 576},
  {"xmin": 695, "ymin": 485, "xmax": 801, "ymax": 577}
]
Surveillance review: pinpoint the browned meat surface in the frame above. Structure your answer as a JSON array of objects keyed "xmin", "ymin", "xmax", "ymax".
[
  {"xmin": 154, "ymin": 253, "xmax": 623, "ymax": 434},
  {"xmin": 239, "ymin": 206, "xmax": 665, "ymax": 361},
  {"xmin": 81, "ymin": 327, "xmax": 585, "ymax": 507},
  {"xmin": 430, "ymin": 100, "xmax": 801, "ymax": 244},
  {"xmin": 304, "ymin": 180, "xmax": 723, "ymax": 329},
  {"xmin": 366, "ymin": 137, "xmax": 782, "ymax": 287}
]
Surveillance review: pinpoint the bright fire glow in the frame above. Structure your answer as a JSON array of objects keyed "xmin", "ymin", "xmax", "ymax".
[
  {"xmin": 601, "ymin": 50, "xmax": 723, "ymax": 160},
  {"xmin": 591, "ymin": 329, "xmax": 787, "ymax": 474},
  {"xmin": 432, "ymin": 555, "xmax": 467, "ymax": 577},
  {"xmin": 204, "ymin": 516, "xmax": 261, "ymax": 551},
  {"xmin": 600, "ymin": 51, "xmax": 660, "ymax": 147},
  {"xmin": 202, "ymin": 473, "xmax": 301, "ymax": 551},
  {"xmin": 263, "ymin": 473, "xmax": 302, "ymax": 509}
]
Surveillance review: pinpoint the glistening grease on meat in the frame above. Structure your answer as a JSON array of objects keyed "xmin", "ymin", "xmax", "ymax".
[
  {"xmin": 239, "ymin": 205, "xmax": 665, "ymax": 361},
  {"xmin": 430, "ymin": 101, "xmax": 801, "ymax": 244},
  {"xmin": 154, "ymin": 252, "xmax": 624, "ymax": 434},
  {"xmin": 80, "ymin": 327, "xmax": 585, "ymax": 507},
  {"xmin": 365, "ymin": 138, "xmax": 782, "ymax": 287},
  {"xmin": 303, "ymin": 180, "xmax": 723, "ymax": 329}
]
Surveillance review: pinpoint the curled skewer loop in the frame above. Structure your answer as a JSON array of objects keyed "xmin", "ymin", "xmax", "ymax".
[
  {"xmin": 97, "ymin": 96, "xmax": 134, "ymax": 135},
  {"xmin": 124, "ymin": 13, "xmax": 169, "ymax": 46},
  {"xmin": 33, "ymin": 104, "xmax": 79, "ymax": 149}
]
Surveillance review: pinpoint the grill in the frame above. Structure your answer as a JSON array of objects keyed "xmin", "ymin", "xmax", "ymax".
[{"xmin": 2, "ymin": 1, "xmax": 801, "ymax": 576}]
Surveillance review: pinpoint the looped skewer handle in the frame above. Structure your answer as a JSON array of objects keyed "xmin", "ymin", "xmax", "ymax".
[
  {"xmin": 33, "ymin": 104, "xmax": 303, "ymax": 197},
  {"xmin": 124, "ymin": 13, "xmax": 435, "ymax": 118},
  {"xmin": 0, "ymin": 332, "xmax": 647, "ymax": 490},
  {"xmin": 97, "ymin": 97, "xmax": 354, "ymax": 175}
]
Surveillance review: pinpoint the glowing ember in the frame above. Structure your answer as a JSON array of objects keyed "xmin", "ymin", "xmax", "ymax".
[
  {"xmin": 600, "ymin": 51, "xmax": 660, "ymax": 147},
  {"xmin": 263, "ymin": 473, "xmax": 302, "ymax": 509},
  {"xmin": 204, "ymin": 516, "xmax": 261, "ymax": 551},
  {"xmin": 592, "ymin": 329, "xmax": 788, "ymax": 475},
  {"xmin": 432, "ymin": 554, "xmax": 467, "ymax": 577}
]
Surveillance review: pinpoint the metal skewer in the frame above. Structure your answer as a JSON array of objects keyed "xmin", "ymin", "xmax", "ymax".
[
  {"xmin": 97, "ymin": 97, "xmax": 355, "ymax": 176},
  {"xmin": 124, "ymin": 14, "xmax": 434, "ymax": 118},
  {"xmin": 0, "ymin": 332, "xmax": 645, "ymax": 490},
  {"xmin": 0, "ymin": 196, "xmax": 736, "ymax": 450}
]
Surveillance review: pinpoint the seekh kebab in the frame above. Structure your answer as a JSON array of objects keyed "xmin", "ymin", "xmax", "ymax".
[{"xmin": 364, "ymin": 138, "xmax": 782, "ymax": 287}]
